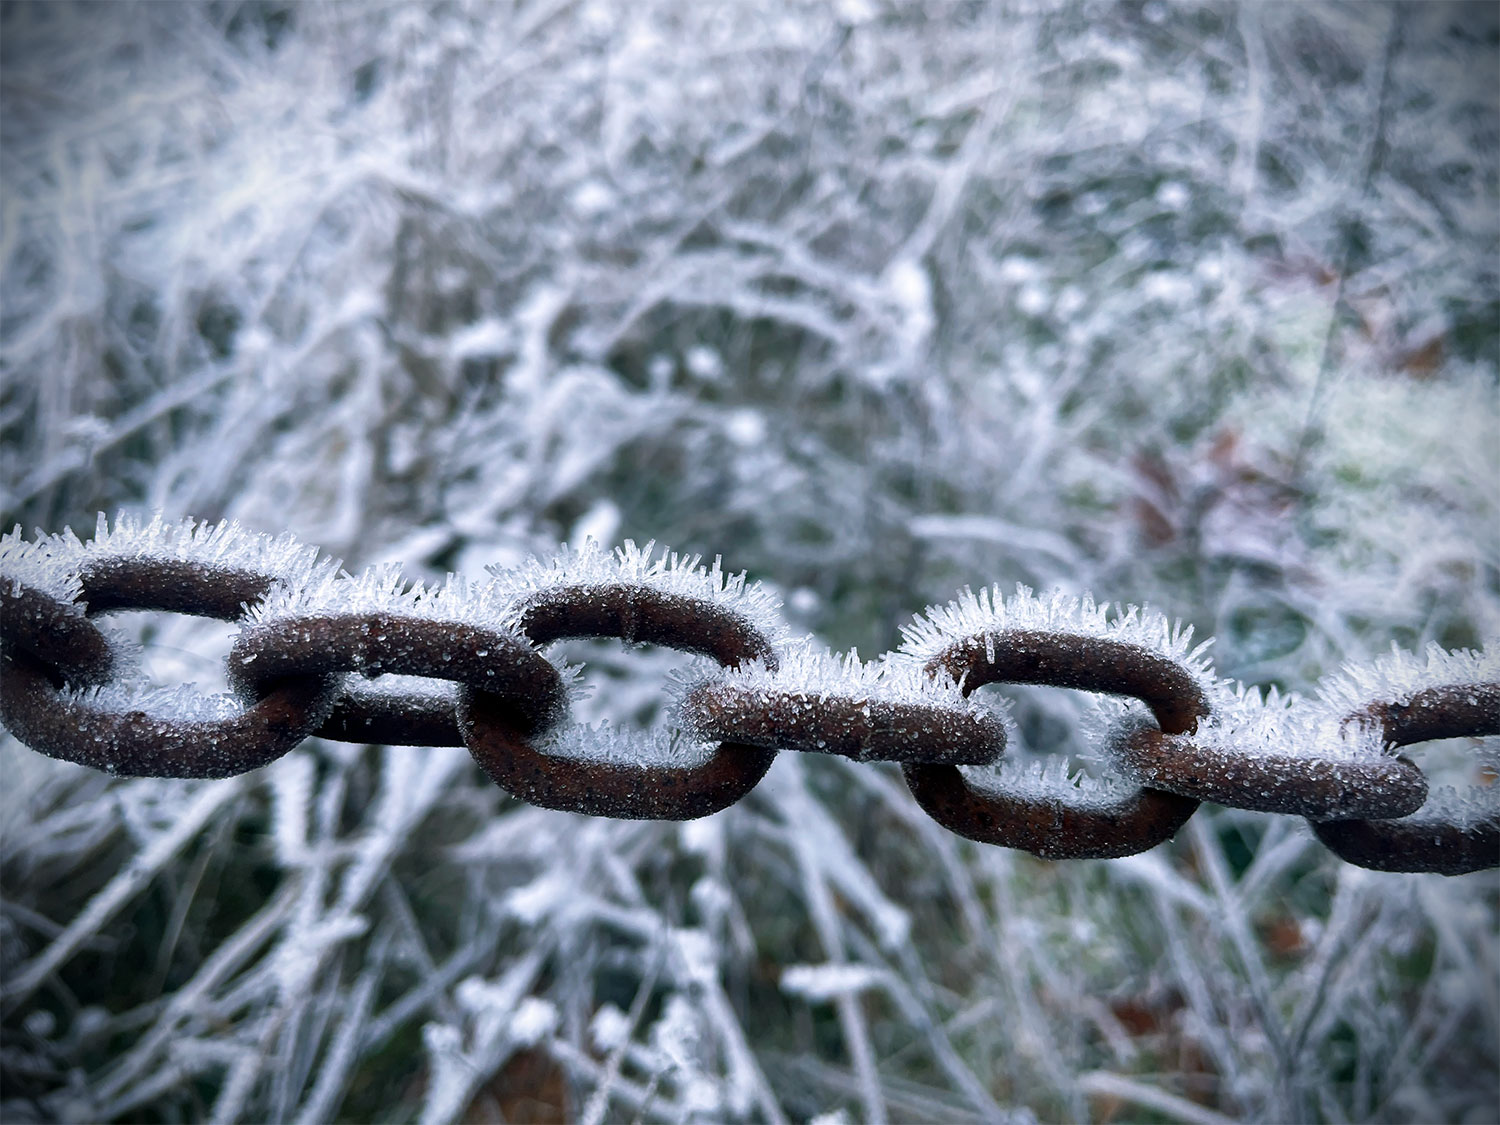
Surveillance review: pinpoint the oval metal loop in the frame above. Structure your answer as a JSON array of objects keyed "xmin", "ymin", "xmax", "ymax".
[
  {"xmin": 0, "ymin": 554, "xmax": 337, "ymax": 778},
  {"xmin": 78, "ymin": 557, "xmax": 275, "ymax": 619},
  {"xmin": 462, "ymin": 583, "xmax": 778, "ymax": 819},
  {"xmin": 679, "ymin": 680, "xmax": 1007, "ymax": 765},
  {"xmin": 0, "ymin": 653, "xmax": 335, "ymax": 778},
  {"xmin": 455, "ymin": 712, "xmax": 775, "ymax": 821},
  {"xmin": 1310, "ymin": 815, "xmax": 1498, "ymax": 877},
  {"xmin": 1311, "ymin": 682, "xmax": 1500, "ymax": 875},
  {"xmin": 229, "ymin": 613, "xmax": 568, "ymax": 747},
  {"xmin": 0, "ymin": 580, "xmax": 117, "ymax": 687},
  {"xmin": 903, "ymin": 631, "xmax": 1208, "ymax": 859},
  {"xmin": 1349, "ymin": 682, "xmax": 1500, "ymax": 748},
  {"xmin": 923, "ymin": 630, "xmax": 1210, "ymax": 735},
  {"xmin": 516, "ymin": 584, "xmax": 780, "ymax": 668},
  {"xmin": 903, "ymin": 759, "xmax": 1200, "ymax": 860},
  {"xmin": 1115, "ymin": 726, "xmax": 1429, "ymax": 820}
]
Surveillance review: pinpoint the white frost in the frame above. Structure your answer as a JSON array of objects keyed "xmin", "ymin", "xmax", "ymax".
[
  {"xmin": 900, "ymin": 583, "xmax": 1216, "ymax": 686},
  {"xmin": 0, "ymin": 525, "xmax": 84, "ymax": 603},
  {"xmin": 249, "ymin": 564, "xmax": 508, "ymax": 628},
  {"xmin": 963, "ymin": 755, "xmax": 1138, "ymax": 809},
  {"xmin": 336, "ymin": 675, "xmax": 461, "ymax": 709},
  {"xmin": 1411, "ymin": 783, "xmax": 1500, "ymax": 830},
  {"xmin": 669, "ymin": 927, "xmax": 718, "ymax": 988},
  {"xmin": 56, "ymin": 512, "xmax": 336, "ymax": 593},
  {"xmin": 649, "ymin": 994, "xmax": 703, "ymax": 1072},
  {"xmin": 1192, "ymin": 683, "xmax": 1391, "ymax": 762},
  {"xmin": 780, "ymin": 962, "xmax": 885, "ymax": 1001},
  {"xmin": 508, "ymin": 997, "xmax": 560, "ymax": 1046},
  {"xmin": 589, "ymin": 1004, "xmax": 632, "ymax": 1052},
  {"xmin": 66, "ymin": 680, "xmax": 247, "ymax": 723},
  {"xmin": 680, "ymin": 642, "xmax": 1011, "ymax": 713},
  {"xmin": 673, "ymin": 642, "xmax": 1014, "ymax": 750},
  {"xmin": 1316, "ymin": 643, "xmax": 1499, "ymax": 716},
  {"xmin": 501, "ymin": 871, "xmax": 575, "ymax": 926},
  {"xmin": 532, "ymin": 720, "xmax": 717, "ymax": 767}
]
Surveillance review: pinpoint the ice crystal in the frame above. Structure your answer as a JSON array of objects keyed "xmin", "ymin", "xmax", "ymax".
[
  {"xmin": 1413, "ymin": 783, "xmax": 1500, "ymax": 830},
  {"xmin": 780, "ymin": 963, "xmax": 885, "ymax": 1001},
  {"xmin": 532, "ymin": 720, "xmax": 716, "ymax": 767},
  {"xmin": 678, "ymin": 643, "xmax": 1010, "ymax": 715},
  {"xmin": 55, "ymin": 512, "xmax": 336, "ymax": 591},
  {"xmin": 267, "ymin": 752, "xmax": 314, "ymax": 867},
  {"xmin": 66, "ymin": 680, "xmax": 247, "ymax": 723},
  {"xmin": 589, "ymin": 1004, "xmax": 632, "ymax": 1052},
  {"xmin": 668, "ymin": 927, "xmax": 718, "ymax": 987},
  {"xmin": 1192, "ymin": 683, "xmax": 1391, "ymax": 762},
  {"xmin": 508, "ymin": 997, "xmax": 560, "ymax": 1046},
  {"xmin": 456, "ymin": 974, "xmax": 554, "ymax": 1035},
  {"xmin": 964, "ymin": 755, "xmax": 1138, "ymax": 809},
  {"xmin": 0, "ymin": 525, "xmax": 84, "ymax": 604},
  {"xmin": 1317, "ymin": 643, "xmax": 1500, "ymax": 715},
  {"xmin": 900, "ymin": 583, "xmax": 1215, "ymax": 683},
  {"xmin": 337, "ymin": 675, "xmax": 460, "ymax": 708},
  {"xmin": 501, "ymin": 871, "xmax": 575, "ymax": 927},
  {"xmin": 248, "ymin": 564, "xmax": 509, "ymax": 628},
  {"xmin": 649, "ymin": 994, "xmax": 704, "ymax": 1072}
]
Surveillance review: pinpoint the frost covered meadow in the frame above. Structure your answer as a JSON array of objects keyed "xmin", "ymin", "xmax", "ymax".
[{"xmin": 1, "ymin": 2, "xmax": 1497, "ymax": 1122}]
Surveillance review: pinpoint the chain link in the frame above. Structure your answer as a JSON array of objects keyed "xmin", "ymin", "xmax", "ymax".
[
  {"xmin": 1, "ymin": 519, "xmax": 1496, "ymax": 873},
  {"xmin": 902, "ymin": 632, "xmax": 1207, "ymax": 860},
  {"xmin": 1310, "ymin": 684, "xmax": 1500, "ymax": 876},
  {"xmin": 463, "ymin": 582, "xmax": 779, "ymax": 820}
]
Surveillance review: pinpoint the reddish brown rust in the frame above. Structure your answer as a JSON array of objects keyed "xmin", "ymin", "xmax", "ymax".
[
  {"xmin": 459, "ymin": 698, "xmax": 776, "ymax": 820},
  {"xmin": 1116, "ymin": 726, "xmax": 1429, "ymax": 820},
  {"xmin": 317, "ymin": 683, "xmax": 466, "ymax": 747},
  {"xmin": 679, "ymin": 681, "xmax": 1006, "ymax": 765},
  {"xmin": 0, "ymin": 523, "xmax": 1494, "ymax": 871},
  {"xmin": 0, "ymin": 581, "xmax": 117, "ymax": 686},
  {"xmin": 903, "ymin": 762, "xmax": 1199, "ymax": 860},
  {"xmin": 1311, "ymin": 816, "xmax": 1498, "ymax": 877},
  {"xmin": 0, "ymin": 652, "xmax": 335, "ymax": 778},
  {"xmin": 1, "ymin": 553, "xmax": 339, "ymax": 777},
  {"xmin": 516, "ymin": 584, "xmax": 779, "ymax": 670},
  {"xmin": 230, "ymin": 613, "xmax": 566, "ymax": 743},
  {"xmin": 904, "ymin": 631, "xmax": 1212, "ymax": 859},
  {"xmin": 1313, "ymin": 682, "xmax": 1500, "ymax": 875},
  {"xmin": 79, "ymin": 558, "xmax": 275, "ymax": 620},
  {"xmin": 464, "ymin": 583, "xmax": 779, "ymax": 819},
  {"xmin": 924, "ymin": 630, "xmax": 1207, "ymax": 736},
  {"xmin": 1346, "ymin": 682, "xmax": 1500, "ymax": 747}
]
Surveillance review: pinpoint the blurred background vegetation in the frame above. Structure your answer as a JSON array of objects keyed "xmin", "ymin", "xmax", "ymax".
[{"xmin": 1, "ymin": 2, "xmax": 1496, "ymax": 1122}]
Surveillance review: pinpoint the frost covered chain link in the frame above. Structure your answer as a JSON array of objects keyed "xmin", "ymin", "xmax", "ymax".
[{"xmin": 2, "ymin": 515, "xmax": 1497, "ymax": 873}]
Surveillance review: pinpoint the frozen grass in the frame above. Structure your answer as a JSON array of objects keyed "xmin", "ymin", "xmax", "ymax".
[{"xmin": 2, "ymin": 2, "xmax": 1497, "ymax": 1122}]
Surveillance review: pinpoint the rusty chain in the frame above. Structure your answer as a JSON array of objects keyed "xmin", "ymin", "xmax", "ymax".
[{"xmin": 1, "ymin": 516, "xmax": 1496, "ymax": 875}]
